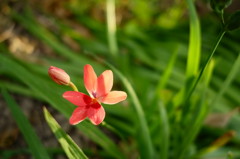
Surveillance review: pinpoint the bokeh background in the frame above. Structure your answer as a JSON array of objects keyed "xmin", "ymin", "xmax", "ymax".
[{"xmin": 1, "ymin": 0, "xmax": 240, "ymax": 159}]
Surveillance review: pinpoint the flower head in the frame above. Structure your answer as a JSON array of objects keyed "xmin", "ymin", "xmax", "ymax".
[
  {"xmin": 48, "ymin": 66, "xmax": 70, "ymax": 85},
  {"xmin": 63, "ymin": 64, "xmax": 127, "ymax": 125}
]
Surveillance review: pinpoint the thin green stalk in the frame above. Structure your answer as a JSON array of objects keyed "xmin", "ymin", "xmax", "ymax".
[
  {"xmin": 69, "ymin": 82, "xmax": 79, "ymax": 92},
  {"xmin": 158, "ymin": 101, "xmax": 169, "ymax": 159},
  {"xmin": 106, "ymin": 0, "xmax": 118, "ymax": 56},
  {"xmin": 185, "ymin": 31, "xmax": 226, "ymax": 103}
]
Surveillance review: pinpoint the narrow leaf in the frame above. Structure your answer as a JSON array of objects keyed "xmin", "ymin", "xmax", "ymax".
[
  {"xmin": 211, "ymin": 53, "xmax": 240, "ymax": 106},
  {"xmin": 43, "ymin": 107, "xmax": 88, "ymax": 159},
  {"xmin": 2, "ymin": 89, "xmax": 51, "ymax": 159},
  {"xmin": 186, "ymin": 0, "xmax": 201, "ymax": 78},
  {"xmin": 158, "ymin": 101, "xmax": 169, "ymax": 159}
]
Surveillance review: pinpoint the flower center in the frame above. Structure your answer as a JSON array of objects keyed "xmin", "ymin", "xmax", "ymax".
[
  {"xmin": 89, "ymin": 98, "xmax": 101, "ymax": 109},
  {"xmin": 92, "ymin": 92, "xmax": 97, "ymax": 98}
]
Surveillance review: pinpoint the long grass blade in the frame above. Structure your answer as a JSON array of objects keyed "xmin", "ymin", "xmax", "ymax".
[
  {"xmin": 158, "ymin": 101, "xmax": 169, "ymax": 159},
  {"xmin": 2, "ymin": 89, "xmax": 51, "ymax": 159},
  {"xmin": 186, "ymin": 0, "xmax": 201, "ymax": 78},
  {"xmin": 43, "ymin": 107, "xmax": 88, "ymax": 159},
  {"xmin": 211, "ymin": 53, "xmax": 240, "ymax": 106},
  {"xmin": 106, "ymin": 0, "xmax": 118, "ymax": 56},
  {"xmin": 156, "ymin": 45, "xmax": 179, "ymax": 95}
]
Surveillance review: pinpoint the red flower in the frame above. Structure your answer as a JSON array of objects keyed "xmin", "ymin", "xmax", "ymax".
[
  {"xmin": 48, "ymin": 66, "xmax": 70, "ymax": 85},
  {"xmin": 63, "ymin": 64, "xmax": 127, "ymax": 125}
]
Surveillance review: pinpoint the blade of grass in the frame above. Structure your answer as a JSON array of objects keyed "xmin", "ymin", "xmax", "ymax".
[
  {"xmin": 211, "ymin": 53, "xmax": 240, "ymax": 106},
  {"xmin": 185, "ymin": 0, "xmax": 201, "ymax": 78},
  {"xmin": 176, "ymin": 0, "xmax": 201, "ymax": 110},
  {"xmin": 158, "ymin": 101, "xmax": 169, "ymax": 159},
  {"xmin": 184, "ymin": 31, "xmax": 226, "ymax": 104},
  {"xmin": 173, "ymin": 0, "xmax": 201, "ymax": 114},
  {"xmin": 107, "ymin": 63, "xmax": 155, "ymax": 159},
  {"xmin": 43, "ymin": 107, "xmax": 88, "ymax": 159},
  {"xmin": 1, "ymin": 89, "xmax": 51, "ymax": 159},
  {"xmin": 106, "ymin": 0, "xmax": 118, "ymax": 56},
  {"xmin": 176, "ymin": 59, "xmax": 215, "ymax": 159},
  {"xmin": 0, "ymin": 81, "xmax": 43, "ymax": 100},
  {"xmin": 156, "ymin": 45, "xmax": 179, "ymax": 95},
  {"xmin": 176, "ymin": 93, "xmax": 208, "ymax": 159}
]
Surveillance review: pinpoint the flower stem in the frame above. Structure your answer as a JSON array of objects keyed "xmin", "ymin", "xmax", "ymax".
[{"xmin": 69, "ymin": 82, "xmax": 78, "ymax": 92}]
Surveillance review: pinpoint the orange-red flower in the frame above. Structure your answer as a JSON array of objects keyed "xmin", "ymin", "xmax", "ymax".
[{"xmin": 63, "ymin": 64, "xmax": 127, "ymax": 125}]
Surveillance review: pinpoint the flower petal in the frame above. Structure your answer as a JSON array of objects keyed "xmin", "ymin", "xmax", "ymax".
[
  {"xmin": 69, "ymin": 107, "xmax": 88, "ymax": 125},
  {"xmin": 88, "ymin": 104, "xmax": 105, "ymax": 125},
  {"xmin": 96, "ymin": 70, "xmax": 113, "ymax": 98},
  {"xmin": 100, "ymin": 91, "xmax": 127, "ymax": 104},
  {"xmin": 63, "ymin": 91, "xmax": 92, "ymax": 107},
  {"xmin": 84, "ymin": 64, "xmax": 97, "ymax": 97}
]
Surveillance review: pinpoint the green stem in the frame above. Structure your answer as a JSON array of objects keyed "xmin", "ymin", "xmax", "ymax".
[
  {"xmin": 106, "ymin": 0, "xmax": 118, "ymax": 56},
  {"xmin": 69, "ymin": 82, "xmax": 78, "ymax": 92},
  {"xmin": 185, "ymin": 31, "xmax": 226, "ymax": 102}
]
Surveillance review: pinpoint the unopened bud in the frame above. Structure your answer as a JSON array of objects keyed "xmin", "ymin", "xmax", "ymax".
[{"xmin": 48, "ymin": 66, "xmax": 70, "ymax": 85}]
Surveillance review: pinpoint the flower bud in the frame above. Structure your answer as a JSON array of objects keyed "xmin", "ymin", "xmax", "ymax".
[{"xmin": 48, "ymin": 66, "xmax": 70, "ymax": 85}]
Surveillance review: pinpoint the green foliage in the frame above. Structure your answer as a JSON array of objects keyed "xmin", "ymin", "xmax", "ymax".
[
  {"xmin": 2, "ymin": 89, "xmax": 51, "ymax": 159},
  {"xmin": 43, "ymin": 107, "xmax": 88, "ymax": 159}
]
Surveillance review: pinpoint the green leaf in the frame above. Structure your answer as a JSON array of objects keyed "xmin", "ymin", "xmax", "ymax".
[
  {"xmin": 106, "ymin": 0, "xmax": 118, "ymax": 56},
  {"xmin": 43, "ymin": 107, "xmax": 88, "ymax": 159},
  {"xmin": 158, "ymin": 101, "xmax": 169, "ymax": 159},
  {"xmin": 211, "ymin": 53, "xmax": 240, "ymax": 106},
  {"xmin": 186, "ymin": 0, "xmax": 201, "ymax": 79},
  {"xmin": 156, "ymin": 45, "xmax": 179, "ymax": 95},
  {"xmin": 1, "ymin": 89, "xmax": 51, "ymax": 159}
]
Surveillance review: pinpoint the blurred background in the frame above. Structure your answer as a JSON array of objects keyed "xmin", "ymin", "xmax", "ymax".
[{"xmin": 0, "ymin": 0, "xmax": 240, "ymax": 159}]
